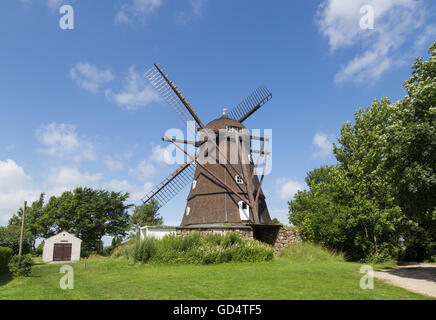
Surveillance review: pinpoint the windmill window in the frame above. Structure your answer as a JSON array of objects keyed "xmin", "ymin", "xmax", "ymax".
[
  {"xmin": 235, "ymin": 175, "xmax": 243, "ymax": 184},
  {"xmin": 186, "ymin": 207, "xmax": 191, "ymax": 216},
  {"xmin": 192, "ymin": 180, "xmax": 197, "ymax": 189},
  {"xmin": 226, "ymin": 126, "xmax": 234, "ymax": 133},
  {"xmin": 237, "ymin": 127, "xmax": 242, "ymax": 133},
  {"xmin": 238, "ymin": 201, "xmax": 250, "ymax": 221}
]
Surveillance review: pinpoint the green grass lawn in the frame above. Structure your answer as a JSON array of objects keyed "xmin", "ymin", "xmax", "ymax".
[{"xmin": 0, "ymin": 243, "xmax": 431, "ymax": 300}]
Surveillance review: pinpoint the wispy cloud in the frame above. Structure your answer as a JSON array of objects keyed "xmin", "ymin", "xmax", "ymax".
[
  {"xmin": 105, "ymin": 156, "xmax": 124, "ymax": 172},
  {"xmin": 115, "ymin": 0, "xmax": 164, "ymax": 24},
  {"xmin": 19, "ymin": 0, "xmax": 70, "ymax": 11},
  {"xmin": 37, "ymin": 123, "xmax": 95, "ymax": 162},
  {"xmin": 176, "ymin": 0, "xmax": 207, "ymax": 25},
  {"xmin": 70, "ymin": 62, "xmax": 115, "ymax": 94},
  {"xmin": 0, "ymin": 159, "xmax": 40, "ymax": 224},
  {"xmin": 276, "ymin": 178, "xmax": 306, "ymax": 201},
  {"xmin": 316, "ymin": 0, "xmax": 429, "ymax": 85},
  {"xmin": 312, "ymin": 133, "xmax": 334, "ymax": 158},
  {"xmin": 129, "ymin": 145, "xmax": 170, "ymax": 180},
  {"xmin": 415, "ymin": 24, "xmax": 436, "ymax": 49},
  {"xmin": 103, "ymin": 179, "xmax": 153, "ymax": 202},
  {"xmin": 105, "ymin": 65, "xmax": 161, "ymax": 110},
  {"xmin": 45, "ymin": 166, "xmax": 103, "ymax": 196}
]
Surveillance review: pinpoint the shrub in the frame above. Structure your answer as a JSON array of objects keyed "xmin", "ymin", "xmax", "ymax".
[
  {"xmin": 32, "ymin": 243, "xmax": 44, "ymax": 257},
  {"xmin": 8, "ymin": 254, "xmax": 33, "ymax": 277},
  {"xmin": 299, "ymin": 217, "xmax": 315, "ymax": 242},
  {"xmin": 120, "ymin": 232, "xmax": 274, "ymax": 265},
  {"xmin": 81, "ymin": 249, "xmax": 91, "ymax": 258},
  {"xmin": 0, "ymin": 246, "xmax": 13, "ymax": 273},
  {"xmin": 126, "ymin": 237, "xmax": 157, "ymax": 263},
  {"xmin": 426, "ymin": 242, "xmax": 436, "ymax": 262}
]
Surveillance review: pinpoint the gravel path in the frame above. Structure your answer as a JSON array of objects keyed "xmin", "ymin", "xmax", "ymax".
[{"xmin": 374, "ymin": 263, "xmax": 436, "ymax": 298}]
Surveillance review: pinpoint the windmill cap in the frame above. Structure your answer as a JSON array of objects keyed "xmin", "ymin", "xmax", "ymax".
[{"xmin": 206, "ymin": 116, "xmax": 245, "ymax": 131}]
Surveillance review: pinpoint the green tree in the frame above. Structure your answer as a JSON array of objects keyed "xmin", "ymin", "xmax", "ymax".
[
  {"xmin": 381, "ymin": 42, "xmax": 436, "ymax": 249},
  {"xmin": 43, "ymin": 187, "xmax": 132, "ymax": 252},
  {"xmin": 270, "ymin": 218, "xmax": 281, "ymax": 225},
  {"xmin": 289, "ymin": 40, "xmax": 436, "ymax": 261},
  {"xmin": 300, "ymin": 217, "xmax": 315, "ymax": 242},
  {"xmin": 0, "ymin": 225, "xmax": 33, "ymax": 255},
  {"xmin": 129, "ymin": 199, "xmax": 163, "ymax": 232},
  {"xmin": 8, "ymin": 193, "xmax": 50, "ymax": 249}
]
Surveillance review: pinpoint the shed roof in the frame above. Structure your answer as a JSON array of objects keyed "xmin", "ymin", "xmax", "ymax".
[{"xmin": 43, "ymin": 231, "xmax": 82, "ymax": 242}]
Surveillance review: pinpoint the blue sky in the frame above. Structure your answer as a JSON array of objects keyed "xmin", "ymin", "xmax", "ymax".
[{"xmin": 0, "ymin": 0, "xmax": 435, "ymax": 229}]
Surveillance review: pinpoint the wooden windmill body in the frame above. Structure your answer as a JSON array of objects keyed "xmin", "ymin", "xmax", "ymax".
[{"xmin": 142, "ymin": 64, "xmax": 273, "ymax": 228}]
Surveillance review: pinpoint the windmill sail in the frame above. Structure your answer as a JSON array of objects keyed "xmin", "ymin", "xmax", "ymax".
[
  {"xmin": 142, "ymin": 161, "xmax": 197, "ymax": 209},
  {"xmin": 227, "ymin": 85, "xmax": 272, "ymax": 123},
  {"xmin": 145, "ymin": 64, "xmax": 204, "ymax": 129}
]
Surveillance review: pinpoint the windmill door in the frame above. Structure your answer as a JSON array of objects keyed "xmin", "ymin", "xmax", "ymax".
[
  {"xmin": 53, "ymin": 243, "xmax": 72, "ymax": 261},
  {"xmin": 238, "ymin": 201, "xmax": 250, "ymax": 221}
]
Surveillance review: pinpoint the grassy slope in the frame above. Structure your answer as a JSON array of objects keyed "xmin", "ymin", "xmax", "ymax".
[{"xmin": 0, "ymin": 243, "xmax": 431, "ymax": 300}]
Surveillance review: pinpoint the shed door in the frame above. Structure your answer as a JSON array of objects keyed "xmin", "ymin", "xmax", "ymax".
[{"xmin": 53, "ymin": 243, "xmax": 72, "ymax": 261}]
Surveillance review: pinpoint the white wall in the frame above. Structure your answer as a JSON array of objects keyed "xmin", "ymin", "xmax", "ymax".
[
  {"xmin": 42, "ymin": 231, "xmax": 82, "ymax": 263},
  {"xmin": 140, "ymin": 227, "xmax": 176, "ymax": 240}
]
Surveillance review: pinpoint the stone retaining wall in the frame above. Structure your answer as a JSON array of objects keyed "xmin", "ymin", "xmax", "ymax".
[
  {"xmin": 176, "ymin": 226, "xmax": 253, "ymax": 239},
  {"xmin": 175, "ymin": 225, "xmax": 301, "ymax": 254},
  {"xmin": 273, "ymin": 226, "xmax": 301, "ymax": 253}
]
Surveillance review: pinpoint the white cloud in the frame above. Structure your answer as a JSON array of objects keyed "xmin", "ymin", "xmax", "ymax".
[
  {"xmin": 46, "ymin": 0, "xmax": 65, "ymax": 10},
  {"xmin": 105, "ymin": 65, "xmax": 161, "ymax": 110},
  {"xmin": 45, "ymin": 167, "xmax": 103, "ymax": 196},
  {"xmin": 150, "ymin": 145, "xmax": 171, "ymax": 164},
  {"xmin": 190, "ymin": 0, "xmax": 206, "ymax": 16},
  {"xmin": 0, "ymin": 159, "xmax": 40, "ymax": 224},
  {"xmin": 176, "ymin": 0, "xmax": 206, "ymax": 25},
  {"xmin": 37, "ymin": 123, "xmax": 95, "ymax": 162},
  {"xmin": 103, "ymin": 180, "xmax": 153, "ymax": 202},
  {"xmin": 115, "ymin": 0, "xmax": 164, "ymax": 24},
  {"xmin": 312, "ymin": 133, "xmax": 333, "ymax": 158},
  {"xmin": 105, "ymin": 156, "xmax": 124, "ymax": 172},
  {"xmin": 276, "ymin": 178, "xmax": 306, "ymax": 201},
  {"xmin": 316, "ymin": 0, "xmax": 428, "ymax": 84},
  {"xmin": 129, "ymin": 145, "xmax": 171, "ymax": 180},
  {"xmin": 129, "ymin": 160, "xmax": 158, "ymax": 180},
  {"xmin": 415, "ymin": 24, "xmax": 436, "ymax": 49},
  {"xmin": 70, "ymin": 62, "xmax": 115, "ymax": 94},
  {"xmin": 19, "ymin": 0, "xmax": 67, "ymax": 10}
]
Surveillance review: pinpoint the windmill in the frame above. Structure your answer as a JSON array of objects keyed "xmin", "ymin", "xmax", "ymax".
[{"xmin": 142, "ymin": 63, "xmax": 273, "ymax": 227}]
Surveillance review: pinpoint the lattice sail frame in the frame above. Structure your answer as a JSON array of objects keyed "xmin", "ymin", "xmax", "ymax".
[
  {"xmin": 141, "ymin": 162, "xmax": 197, "ymax": 209},
  {"xmin": 142, "ymin": 64, "xmax": 272, "ymax": 211},
  {"xmin": 145, "ymin": 64, "xmax": 200, "ymax": 129},
  {"xmin": 227, "ymin": 85, "xmax": 272, "ymax": 123}
]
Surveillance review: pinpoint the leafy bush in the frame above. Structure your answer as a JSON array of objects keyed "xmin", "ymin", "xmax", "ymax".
[
  {"xmin": 299, "ymin": 217, "xmax": 315, "ymax": 242},
  {"xmin": 426, "ymin": 242, "xmax": 436, "ymax": 262},
  {"xmin": 121, "ymin": 232, "xmax": 274, "ymax": 265},
  {"xmin": 0, "ymin": 246, "xmax": 13, "ymax": 273},
  {"xmin": 8, "ymin": 254, "xmax": 33, "ymax": 277},
  {"xmin": 32, "ymin": 243, "xmax": 43, "ymax": 257}
]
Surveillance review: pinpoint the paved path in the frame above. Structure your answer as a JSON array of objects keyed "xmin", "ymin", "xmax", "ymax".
[{"xmin": 374, "ymin": 263, "xmax": 436, "ymax": 298}]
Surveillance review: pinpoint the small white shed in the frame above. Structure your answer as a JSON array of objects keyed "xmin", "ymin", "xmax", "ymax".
[
  {"xmin": 42, "ymin": 231, "xmax": 82, "ymax": 263},
  {"xmin": 140, "ymin": 226, "xmax": 177, "ymax": 240}
]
